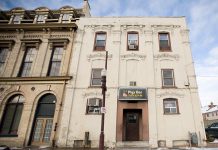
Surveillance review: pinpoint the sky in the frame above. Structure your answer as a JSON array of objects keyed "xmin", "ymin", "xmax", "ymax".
[{"xmin": 1, "ymin": 0, "xmax": 218, "ymax": 107}]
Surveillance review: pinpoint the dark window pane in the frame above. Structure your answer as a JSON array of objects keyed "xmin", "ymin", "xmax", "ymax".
[
  {"xmin": 96, "ymin": 40, "xmax": 105, "ymax": 47},
  {"xmin": 160, "ymin": 41, "xmax": 169, "ymax": 48},
  {"xmin": 48, "ymin": 47, "xmax": 63, "ymax": 76},
  {"xmin": 91, "ymin": 69, "xmax": 102, "ymax": 86},
  {"xmin": 0, "ymin": 47, "xmax": 8, "ymax": 73},
  {"xmin": 19, "ymin": 47, "xmax": 36, "ymax": 77},
  {"xmin": 92, "ymin": 69, "xmax": 101, "ymax": 78},
  {"xmin": 37, "ymin": 103, "xmax": 55, "ymax": 117},
  {"xmin": 95, "ymin": 33, "xmax": 106, "ymax": 50},
  {"xmin": 164, "ymin": 78, "xmax": 174, "ymax": 86},
  {"xmin": 0, "ymin": 105, "xmax": 16, "ymax": 134},
  {"xmin": 92, "ymin": 79, "xmax": 101, "ymax": 85},
  {"xmin": 10, "ymin": 104, "xmax": 23, "ymax": 134},
  {"xmin": 159, "ymin": 33, "xmax": 170, "ymax": 50},
  {"xmin": 163, "ymin": 70, "xmax": 172, "ymax": 78},
  {"xmin": 40, "ymin": 94, "xmax": 56, "ymax": 103}
]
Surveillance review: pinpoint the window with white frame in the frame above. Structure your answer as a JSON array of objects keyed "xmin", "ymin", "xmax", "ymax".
[
  {"xmin": 162, "ymin": 69, "xmax": 175, "ymax": 87},
  {"xmin": 127, "ymin": 32, "xmax": 139, "ymax": 50},
  {"xmin": 86, "ymin": 98, "xmax": 102, "ymax": 114},
  {"xmin": 90, "ymin": 68, "xmax": 103, "ymax": 86},
  {"xmin": 94, "ymin": 32, "xmax": 106, "ymax": 51},
  {"xmin": 163, "ymin": 98, "xmax": 179, "ymax": 114},
  {"xmin": 37, "ymin": 15, "xmax": 46, "ymax": 23},
  {"xmin": 159, "ymin": 32, "xmax": 171, "ymax": 51},
  {"xmin": 13, "ymin": 15, "xmax": 22, "ymax": 24},
  {"xmin": 62, "ymin": 14, "xmax": 71, "ymax": 23}
]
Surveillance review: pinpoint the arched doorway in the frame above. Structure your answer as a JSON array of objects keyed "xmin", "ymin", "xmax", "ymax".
[{"xmin": 31, "ymin": 94, "xmax": 56, "ymax": 146}]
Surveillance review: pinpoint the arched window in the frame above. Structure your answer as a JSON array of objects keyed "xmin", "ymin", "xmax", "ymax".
[
  {"xmin": 31, "ymin": 94, "xmax": 56, "ymax": 144},
  {"xmin": 0, "ymin": 94, "xmax": 24, "ymax": 136}
]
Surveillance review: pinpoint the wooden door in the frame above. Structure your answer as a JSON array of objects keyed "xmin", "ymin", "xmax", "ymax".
[
  {"xmin": 31, "ymin": 118, "xmax": 53, "ymax": 145},
  {"xmin": 126, "ymin": 112, "xmax": 139, "ymax": 141}
]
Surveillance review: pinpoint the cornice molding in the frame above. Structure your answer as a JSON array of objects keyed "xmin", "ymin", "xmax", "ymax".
[
  {"xmin": 121, "ymin": 53, "xmax": 146, "ymax": 60},
  {"xmin": 154, "ymin": 53, "xmax": 179, "ymax": 61},
  {"xmin": 87, "ymin": 52, "xmax": 112, "ymax": 62},
  {"xmin": 0, "ymin": 76, "xmax": 72, "ymax": 82},
  {"xmin": 84, "ymin": 25, "xmax": 114, "ymax": 31},
  {"xmin": 82, "ymin": 91, "xmax": 110, "ymax": 98},
  {"xmin": 156, "ymin": 90, "xmax": 184, "ymax": 98},
  {"xmin": 0, "ymin": 23, "xmax": 77, "ymax": 32}
]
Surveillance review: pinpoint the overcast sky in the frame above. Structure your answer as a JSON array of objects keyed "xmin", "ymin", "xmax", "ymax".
[{"xmin": 1, "ymin": 0, "xmax": 218, "ymax": 106}]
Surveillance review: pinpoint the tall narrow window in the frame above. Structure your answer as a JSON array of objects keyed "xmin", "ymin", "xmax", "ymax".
[
  {"xmin": 86, "ymin": 98, "xmax": 102, "ymax": 114},
  {"xmin": 127, "ymin": 32, "xmax": 139, "ymax": 50},
  {"xmin": 90, "ymin": 68, "xmax": 102, "ymax": 86},
  {"xmin": 163, "ymin": 98, "xmax": 179, "ymax": 114},
  {"xmin": 159, "ymin": 33, "xmax": 171, "ymax": 51},
  {"xmin": 62, "ymin": 14, "xmax": 71, "ymax": 23},
  {"xmin": 162, "ymin": 69, "xmax": 175, "ymax": 87},
  {"xmin": 37, "ymin": 15, "xmax": 45, "ymax": 23},
  {"xmin": 19, "ymin": 47, "xmax": 37, "ymax": 77},
  {"xmin": 0, "ymin": 47, "xmax": 8, "ymax": 73},
  {"xmin": 48, "ymin": 47, "xmax": 63, "ymax": 76},
  {"xmin": 13, "ymin": 15, "xmax": 22, "ymax": 24},
  {"xmin": 0, "ymin": 95, "xmax": 24, "ymax": 136},
  {"xmin": 94, "ymin": 32, "xmax": 106, "ymax": 51}
]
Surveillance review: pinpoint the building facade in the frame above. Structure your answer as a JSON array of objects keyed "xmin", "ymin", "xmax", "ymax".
[
  {"xmin": 0, "ymin": 1, "xmax": 90, "ymax": 147},
  {"xmin": 57, "ymin": 17, "xmax": 206, "ymax": 148},
  {"xmin": 0, "ymin": 1, "xmax": 206, "ymax": 149},
  {"xmin": 202, "ymin": 102, "xmax": 218, "ymax": 127}
]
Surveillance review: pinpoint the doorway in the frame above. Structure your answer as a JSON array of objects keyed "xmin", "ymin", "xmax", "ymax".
[
  {"xmin": 30, "ymin": 94, "xmax": 56, "ymax": 146},
  {"xmin": 123, "ymin": 109, "xmax": 141, "ymax": 141}
]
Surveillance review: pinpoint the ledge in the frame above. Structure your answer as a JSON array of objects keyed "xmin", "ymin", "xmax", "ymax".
[
  {"xmin": 0, "ymin": 76, "xmax": 72, "ymax": 82},
  {"xmin": 0, "ymin": 23, "xmax": 77, "ymax": 31}
]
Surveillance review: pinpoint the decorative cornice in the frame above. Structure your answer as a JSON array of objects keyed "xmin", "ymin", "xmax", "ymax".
[
  {"xmin": 21, "ymin": 39, "xmax": 42, "ymax": 49},
  {"xmin": 151, "ymin": 25, "xmax": 181, "ymax": 29},
  {"xmin": 0, "ymin": 23, "xmax": 77, "ymax": 32},
  {"xmin": 82, "ymin": 91, "xmax": 110, "ymax": 98},
  {"xmin": 121, "ymin": 24, "xmax": 145, "ymax": 34},
  {"xmin": 121, "ymin": 53, "xmax": 146, "ymax": 60},
  {"xmin": 156, "ymin": 90, "xmax": 184, "ymax": 98},
  {"xmin": 23, "ymin": 34, "xmax": 43, "ymax": 39},
  {"xmin": 0, "ymin": 40, "xmax": 15, "ymax": 50},
  {"xmin": 84, "ymin": 25, "xmax": 114, "ymax": 31},
  {"xmin": 0, "ymin": 76, "xmax": 72, "ymax": 82},
  {"xmin": 0, "ymin": 35, "xmax": 17, "ymax": 39},
  {"xmin": 50, "ymin": 34, "xmax": 71, "ymax": 38},
  {"xmin": 154, "ymin": 53, "xmax": 179, "ymax": 61},
  {"xmin": 87, "ymin": 52, "xmax": 112, "ymax": 62}
]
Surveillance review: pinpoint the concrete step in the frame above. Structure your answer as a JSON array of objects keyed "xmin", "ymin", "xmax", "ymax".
[{"xmin": 116, "ymin": 141, "xmax": 150, "ymax": 149}]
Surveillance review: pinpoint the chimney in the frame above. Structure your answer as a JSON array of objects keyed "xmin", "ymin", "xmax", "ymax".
[
  {"xmin": 208, "ymin": 102, "xmax": 216, "ymax": 109},
  {"xmin": 83, "ymin": 0, "xmax": 91, "ymax": 17}
]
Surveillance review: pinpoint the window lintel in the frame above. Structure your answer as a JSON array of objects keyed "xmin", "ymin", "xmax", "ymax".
[{"xmin": 0, "ymin": 40, "xmax": 15, "ymax": 51}]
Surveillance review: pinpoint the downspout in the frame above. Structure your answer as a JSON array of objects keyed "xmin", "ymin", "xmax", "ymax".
[{"xmin": 66, "ymin": 24, "xmax": 85, "ymax": 146}]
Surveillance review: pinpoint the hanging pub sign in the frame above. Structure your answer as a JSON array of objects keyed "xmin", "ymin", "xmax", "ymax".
[{"xmin": 118, "ymin": 87, "xmax": 148, "ymax": 101}]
